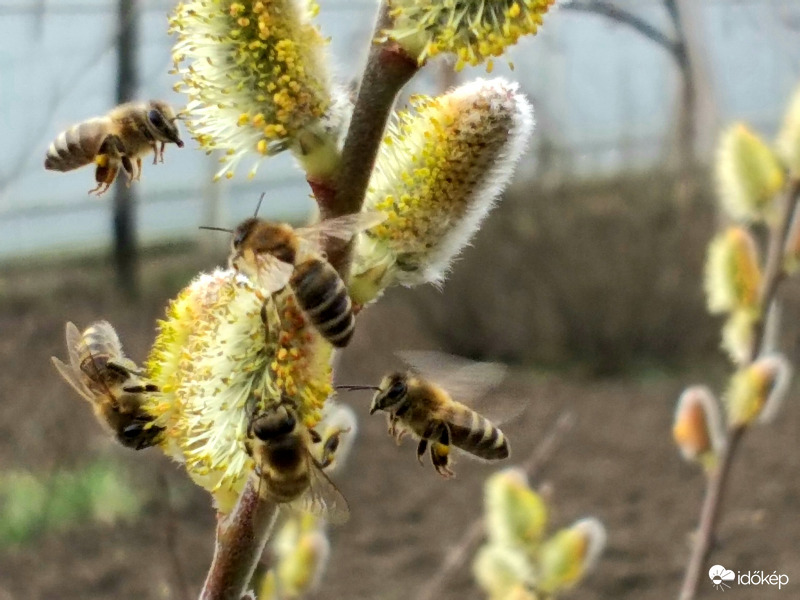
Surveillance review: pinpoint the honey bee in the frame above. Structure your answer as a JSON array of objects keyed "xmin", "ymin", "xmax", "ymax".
[
  {"xmin": 204, "ymin": 200, "xmax": 384, "ymax": 348},
  {"xmin": 246, "ymin": 402, "xmax": 349, "ymax": 523},
  {"xmin": 44, "ymin": 100, "xmax": 184, "ymax": 195},
  {"xmin": 339, "ymin": 352, "xmax": 513, "ymax": 478},
  {"xmin": 51, "ymin": 321, "xmax": 164, "ymax": 450}
]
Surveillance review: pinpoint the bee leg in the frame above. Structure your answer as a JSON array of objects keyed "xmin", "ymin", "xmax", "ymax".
[
  {"xmin": 120, "ymin": 155, "xmax": 135, "ymax": 186},
  {"xmin": 151, "ymin": 142, "xmax": 159, "ymax": 164},
  {"xmin": 159, "ymin": 142, "xmax": 166, "ymax": 163},
  {"xmin": 135, "ymin": 157, "xmax": 143, "ymax": 181},
  {"xmin": 308, "ymin": 428, "xmax": 322, "ymax": 444},
  {"xmin": 431, "ymin": 422, "xmax": 454, "ymax": 478},
  {"xmin": 416, "ymin": 438, "xmax": 428, "ymax": 465},
  {"xmin": 90, "ymin": 164, "xmax": 116, "ymax": 196}
]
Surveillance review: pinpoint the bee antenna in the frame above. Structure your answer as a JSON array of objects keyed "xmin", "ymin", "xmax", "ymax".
[
  {"xmin": 253, "ymin": 192, "xmax": 266, "ymax": 218},
  {"xmin": 199, "ymin": 226, "xmax": 233, "ymax": 233},
  {"xmin": 335, "ymin": 385, "xmax": 381, "ymax": 392}
]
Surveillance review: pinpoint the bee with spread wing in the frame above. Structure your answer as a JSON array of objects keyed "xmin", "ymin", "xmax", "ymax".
[
  {"xmin": 339, "ymin": 351, "xmax": 517, "ymax": 478},
  {"xmin": 51, "ymin": 321, "xmax": 163, "ymax": 450}
]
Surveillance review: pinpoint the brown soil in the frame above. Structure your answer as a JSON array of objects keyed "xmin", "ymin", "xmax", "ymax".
[{"xmin": 0, "ymin": 249, "xmax": 797, "ymax": 600}]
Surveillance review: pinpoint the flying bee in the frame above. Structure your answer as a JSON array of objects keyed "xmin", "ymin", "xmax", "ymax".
[
  {"xmin": 51, "ymin": 321, "xmax": 164, "ymax": 450},
  {"xmin": 44, "ymin": 100, "xmax": 184, "ymax": 195},
  {"xmin": 245, "ymin": 402, "xmax": 350, "ymax": 523},
  {"xmin": 202, "ymin": 197, "xmax": 384, "ymax": 348},
  {"xmin": 338, "ymin": 352, "xmax": 514, "ymax": 478}
]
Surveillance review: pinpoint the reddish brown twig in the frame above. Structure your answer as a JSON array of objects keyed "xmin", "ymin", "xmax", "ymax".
[
  {"xmin": 199, "ymin": 478, "xmax": 278, "ymax": 600},
  {"xmin": 678, "ymin": 177, "xmax": 800, "ymax": 600}
]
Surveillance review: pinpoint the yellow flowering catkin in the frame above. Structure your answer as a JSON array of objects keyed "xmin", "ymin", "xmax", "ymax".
[
  {"xmin": 382, "ymin": 0, "xmax": 557, "ymax": 71},
  {"xmin": 170, "ymin": 0, "xmax": 343, "ymax": 180},
  {"xmin": 145, "ymin": 269, "xmax": 332, "ymax": 512},
  {"xmin": 350, "ymin": 78, "xmax": 533, "ymax": 304}
]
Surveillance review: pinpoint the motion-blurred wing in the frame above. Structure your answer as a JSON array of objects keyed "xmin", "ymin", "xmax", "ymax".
[
  {"xmin": 398, "ymin": 350, "xmax": 506, "ymax": 403},
  {"xmin": 295, "ymin": 211, "xmax": 386, "ymax": 250},
  {"xmin": 254, "ymin": 252, "xmax": 295, "ymax": 295},
  {"xmin": 398, "ymin": 350, "xmax": 522, "ymax": 424}
]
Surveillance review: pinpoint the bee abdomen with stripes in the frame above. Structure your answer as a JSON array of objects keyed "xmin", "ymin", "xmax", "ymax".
[
  {"xmin": 45, "ymin": 118, "xmax": 110, "ymax": 172},
  {"xmin": 449, "ymin": 411, "xmax": 510, "ymax": 460},
  {"xmin": 289, "ymin": 258, "xmax": 356, "ymax": 348}
]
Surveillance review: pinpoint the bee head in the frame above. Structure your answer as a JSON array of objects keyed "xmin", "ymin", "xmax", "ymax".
[
  {"xmin": 250, "ymin": 405, "xmax": 297, "ymax": 442},
  {"xmin": 230, "ymin": 218, "xmax": 298, "ymax": 267},
  {"xmin": 146, "ymin": 100, "xmax": 184, "ymax": 147},
  {"xmin": 370, "ymin": 373, "xmax": 408, "ymax": 414}
]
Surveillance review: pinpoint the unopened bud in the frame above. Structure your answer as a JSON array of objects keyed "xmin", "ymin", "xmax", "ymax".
[
  {"xmin": 783, "ymin": 206, "xmax": 800, "ymax": 274},
  {"xmin": 276, "ymin": 529, "xmax": 331, "ymax": 597},
  {"xmin": 721, "ymin": 310, "xmax": 757, "ymax": 366},
  {"xmin": 535, "ymin": 517, "xmax": 606, "ymax": 593},
  {"xmin": 704, "ymin": 227, "xmax": 761, "ymax": 315},
  {"xmin": 777, "ymin": 85, "xmax": 800, "ymax": 176},
  {"xmin": 485, "ymin": 468, "xmax": 548, "ymax": 550},
  {"xmin": 716, "ymin": 123, "xmax": 785, "ymax": 223},
  {"xmin": 725, "ymin": 354, "xmax": 791, "ymax": 427},
  {"xmin": 673, "ymin": 386, "xmax": 726, "ymax": 469},
  {"xmin": 473, "ymin": 544, "xmax": 535, "ymax": 598}
]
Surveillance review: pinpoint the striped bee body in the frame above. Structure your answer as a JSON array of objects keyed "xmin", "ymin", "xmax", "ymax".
[
  {"xmin": 51, "ymin": 321, "xmax": 164, "ymax": 451},
  {"xmin": 45, "ymin": 117, "xmax": 113, "ymax": 172},
  {"xmin": 290, "ymin": 258, "xmax": 355, "ymax": 348},
  {"xmin": 368, "ymin": 366, "xmax": 512, "ymax": 478},
  {"xmin": 446, "ymin": 405, "xmax": 509, "ymax": 460},
  {"xmin": 44, "ymin": 100, "xmax": 183, "ymax": 195}
]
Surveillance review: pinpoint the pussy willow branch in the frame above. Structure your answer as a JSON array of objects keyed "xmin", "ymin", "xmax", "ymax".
[
  {"xmin": 312, "ymin": 3, "xmax": 419, "ymax": 276},
  {"xmin": 199, "ymin": 477, "xmax": 278, "ymax": 600},
  {"xmin": 678, "ymin": 176, "xmax": 800, "ymax": 600},
  {"xmin": 200, "ymin": 5, "xmax": 419, "ymax": 598},
  {"xmin": 415, "ymin": 412, "xmax": 576, "ymax": 600}
]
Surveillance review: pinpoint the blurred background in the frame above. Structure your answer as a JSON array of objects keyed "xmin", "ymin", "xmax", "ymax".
[{"xmin": 1, "ymin": 1, "xmax": 799, "ymax": 599}]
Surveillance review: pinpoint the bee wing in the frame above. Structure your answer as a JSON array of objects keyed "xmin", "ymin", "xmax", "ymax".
[
  {"xmin": 295, "ymin": 211, "xmax": 386, "ymax": 250},
  {"xmin": 51, "ymin": 356, "xmax": 95, "ymax": 404},
  {"xmin": 89, "ymin": 320, "xmax": 123, "ymax": 352},
  {"xmin": 398, "ymin": 351, "xmax": 506, "ymax": 403},
  {"xmin": 64, "ymin": 321, "xmax": 86, "ymax": 376},
  {"xmin": 254, "ymin": 252, "xmax": 295, "ymax": 294},
  {"xmin": 293, "ymin": 454, "xmax": 350, "ymax": 525},
  {"xmin": 398, "ymin": 350, "xmax": 523, "ymax": 425}
]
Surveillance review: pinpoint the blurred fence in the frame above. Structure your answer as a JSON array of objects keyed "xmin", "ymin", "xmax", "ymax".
[{"xmin": 0, "ymin": 0, "xmax": 798, "ymax": 260}]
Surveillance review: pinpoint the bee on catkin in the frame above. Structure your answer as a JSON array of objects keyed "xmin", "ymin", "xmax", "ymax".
[{"xmin": 51, "ymin": 321, "xmax": 163, "ymax": 450}]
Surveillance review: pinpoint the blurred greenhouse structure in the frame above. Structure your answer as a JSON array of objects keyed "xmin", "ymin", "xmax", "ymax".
[{"xmin": 0, "ymin": 0, "xmax": 799, "ymax": 259}]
